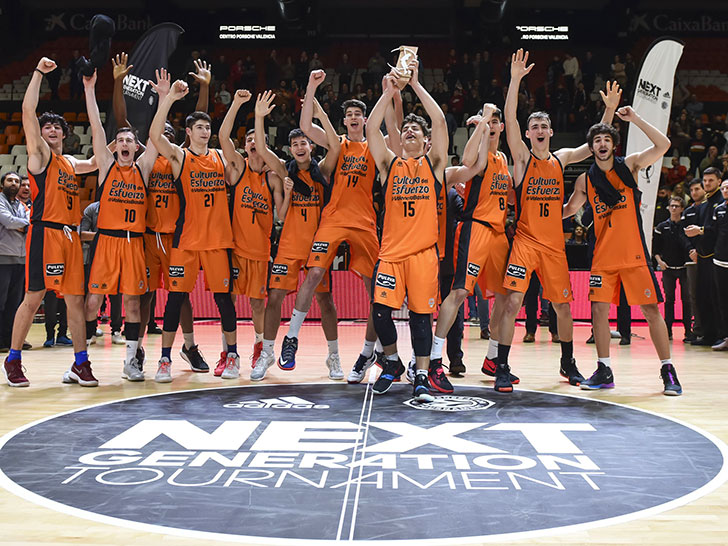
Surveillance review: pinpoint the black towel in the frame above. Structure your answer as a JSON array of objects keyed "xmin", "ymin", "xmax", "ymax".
[
  {"xmin": 79, "ymin": 14, "xmax": 116, "ymax": 77},
  {"xmin": 587, "ymin": 156, "xmax": 639, "ymax": 207},
  {"xmin": 286, "ymin": 157, "xmax": 329, "ymax": 198}
]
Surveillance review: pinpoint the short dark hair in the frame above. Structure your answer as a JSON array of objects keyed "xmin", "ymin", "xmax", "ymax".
[
  {"xmin": 688, "ymin": 177, "xmax": 703, "ymax": 189},
  {"xmin": 669, "ymin": 196, "xmax": 686, "ymax": 208},
  {"xmin": 185, "ymin": 111, "xmax": 212, "ymax": 129},
  {"xmin": 342, "ymin": 99, "xmax": 366, "ymax": 116},
  {"xmin": 116, "ymin": 126, "xmax": 139, "ymax": 143},
  {"xmin": 38, "ymin": 112, "xmax": 69, "ymax": 137},
  {"xmin": 587, "ymin": 122, "xmax": 620, "ymax": 149},
  {"xmin": 401, "ymin": 113, "xmax": 430, "ymax": 138},
  {"xmin": 288, "ymin": 128, "xmax": 312, "ymax": 145},
  {"xmin": 526, "ymin": 111, "xmax": 551, "ymax": 128},
  {"xmin": 1, "ymin": 171, "xmax": 20, "ymax": 185},
  {"xmin": 703, "ymin": 166, "xmax": 722, "ymax": 179},
  {"xmin": 246, "ymin": 128, "xmax": 268, "ymax": 145}
]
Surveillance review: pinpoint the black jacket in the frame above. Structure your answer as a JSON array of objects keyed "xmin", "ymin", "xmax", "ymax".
[
  {"xmin": 705, "ymin": 201, "xmax": 728, "ymax": 263},
  {"xmin": 653, "ymin": 218, "xmax": 692, "ymax": 267}
]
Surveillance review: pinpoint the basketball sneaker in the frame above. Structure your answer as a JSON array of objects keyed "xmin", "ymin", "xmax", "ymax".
[
  {"xmin": 481, "ymin": 356, "xmax": 497, "ymax": 376},
  {"xmin": 221, "ymin": 353, "xmax": 241, "ymax": 379},
  {"xmin": 373, "ymin": 358, "xmax": 405, "ymax": 394},
  {"xmin": 154, "ymin": 357, "xmax": 172, "ymax": 383},
  {"xmin": 62, "ymin": 361, "xmax": 98, "ymax": 387},
  {"xmin": 214, "ymin": 351, "xmax": 228, "ymax": 376},
  {"xmin": 180, "ymin": 344, "xmax": 209, "ymax": 372},
  {"xmin": 559, "ymin": 357, "xmax": 585, "ymax": 386},
  {"xmin": 405, "ymin": 357, "xmax": 416, "ymax": 384},
  {"xmin": 326, "ymin": 353, "xmax": 344, "ymax": 380},
  {"xmin": 122, "ymin": 355, "xmax": 145, "ymax": 382},
  {"xmin": 413, "ymin": 373, "xmax": 434, "ymax": 402},
  {"xmin": 449, "ymin": 358, "xmax": 466, "ymax": 376},
  {"xmin": 56, "ymin": 335, "xmax": 73, "ymax": 346},
  {"xmin": 278, "ymin": 336, "xmax": 298, "ymax": 370},
  {"xmin": 111, "ymin": 331, "xmax": 124, "ymax": 345},
  {"xmin": 494, "ymin": 363, "xmax": 513, "ymax": 393},
  {"xmin": 251, "ymin": 341, "xmax": 263, "ymax": 367},
  {"xmin": 428, "ymin": 359, "xmax": 454, "ymax": 393},
  {"xmin": 347, "ymin": 352, "xmax": 377, "ymax": 383},
  {"xmin": 3, "ymin": 357, "xmax": 29, "ymax": 387},
  {"xmin": 660, "ymin": 363, "xmax": 682, "ymax": 396},
  {"xmin": 580, "ymin": 362, "xmax": 615, "ymax": 390},
  {"xmin": 251, "ymin": 351, "xmax": 275, "ymax": 381}
]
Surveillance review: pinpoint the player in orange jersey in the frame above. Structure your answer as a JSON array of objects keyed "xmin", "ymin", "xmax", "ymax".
[
  {"xmin": 218, "ymin": 88, "xmax": 292, "ymax": 379},
  {"xmin": 250, "ymin": 90, "xmax": 342, "ymax": 381},
  {"xmin": 279, "ymin": 70, "xmax": 382, "ymax": 382},
  {"xmin": 562, "ymin": 110, "xmax": 679, "ymax": 395},
  {"xmin": 149, "ymin": 80, "xmax": 237, "ymax": 382},
  {"xmin": 82, "ymin": 70, "xmax": 157, "ymax": 382},
  {"xmin": 4, "ymin": 57, "xmax": 98, "ymax": 388},
  {"xmin": 494, "ymin": 49, "xmax": 621, "ymax": 393}
]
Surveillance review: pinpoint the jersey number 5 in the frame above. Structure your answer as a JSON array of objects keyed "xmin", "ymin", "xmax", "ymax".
[{"xmin": 403, "ymin": 201, "xmax": 415, "ymax": 217}]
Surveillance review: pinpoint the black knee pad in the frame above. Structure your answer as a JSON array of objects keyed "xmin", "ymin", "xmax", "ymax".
[
  {"xmin": 410, "ymin": 311, "xmax": 433, "ymax": 357},
  {"xmin": 162, "ymin": 292, "xmax": 186, "ymax": 332},
  {"xmin": 214, "ymin": 292, "xmax": 237, "ymax": 332},
  {"xmin": 372, "ymin": 303, "xmax": 397, "ymax": 347}
]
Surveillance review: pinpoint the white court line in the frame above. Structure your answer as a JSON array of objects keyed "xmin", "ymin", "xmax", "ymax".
[{"xmin": 348, "ymin": 382, "xmax": 376, "ymax": 541}]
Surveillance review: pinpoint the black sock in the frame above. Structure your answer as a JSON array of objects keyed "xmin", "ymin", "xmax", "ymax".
[
  {"xmin": 125, "ymin": 322, "xmax": 140, "ymax": 341},
  {"xmin": 560, "ymin": 340, "xmax": 573, "ymax": 360},
  {"xmin": 497, "ymin": 344, "xmax": 511, "ymax": 366},
  {"xmin": 86, "ymin": 320, "xmax": 97, "ymax": 340}
]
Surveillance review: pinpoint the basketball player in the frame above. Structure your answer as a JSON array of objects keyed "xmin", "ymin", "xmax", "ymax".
[
  {"xmin": 495, "ymin": 49, "xmax": 620, "ymax": 393},
  {"xmin": 82, "ymin": 70, "xmax": 154, "ymax": 381},
  {"xmin": 563, "ymin": 110, "xmax": 680, "ymax": 395},
  {"xmin": 275, "ymin": 70, "xmax": 381, "ymax": 382},
  {"xmin": 217, "ymin": 89, "xmax": 291, "ymax": 378},
  {"xmin": 4, "ymin": 57, "xmax": 98, "ymax": 388},
  {"xmin": 250, "ymin": 90, "xmax": 341, "ymax": 381},
  {"xmin": 365, "ymin": 62, "xmax": 449, "ymax": 402},
  {"xmin": 149, "ymin": 80, "xmax": 237, "ymax": 382}
]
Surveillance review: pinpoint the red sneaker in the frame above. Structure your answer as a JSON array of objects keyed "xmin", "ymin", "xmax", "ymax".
[
  {"xmin": 251, "ymin": 341, "xmax": 262, "ymax": 368},
  {"xmin": 214, "ymin": 351, "xmax": 228, "ymax": 377},
  {"xmin": 481, "ymin": 356, "xmax": 497, "ymax": 376},
  {"xmin": 64, "ymin": 361, "xmax": 98, "ymax": 387},
  {"xmin": 3, "ymin": 358, "xmax": 29, "ymax": 387}
]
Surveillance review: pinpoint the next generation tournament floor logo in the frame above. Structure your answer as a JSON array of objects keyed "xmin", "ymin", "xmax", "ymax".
[{"xmin": 0, "ymin": 384, "xmax": 726, "ymax": 543}]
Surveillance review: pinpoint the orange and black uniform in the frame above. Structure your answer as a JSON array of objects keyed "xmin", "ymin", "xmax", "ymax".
[
  {"xmin": 504, "ymin": 152, "xmax": 573, "ymax": 303},
  {"xmin": 230, "ymin": 159, "xmax": 274, "ymax": 298},
  {"xmin": 585, "ymin": 160, "xmax": 662, "ymax": 305},
  {"xmin": 88, "ymin": 160, "xmax": 147, "ymax": 295},
  {"xmin": 453, "ymin": 151, "xmax": 511, "ymax": 296},
  {"xmin": 144, "ymin": 155, "xmax": 179, "ymax": 290},
  {"xmin": 373, "ymin": 155, "xmax": 441, "ymax": 313},
  {"xmin": 305, "ymin": 137, "xmax": 379, "ymax": 278},
  {"xmin": 26, "ymin": 152, "xmax": 84, "ymax": 295},
  {"xmin": 270, "ymin": 167, "xmax": 329, "ymax": 293}
]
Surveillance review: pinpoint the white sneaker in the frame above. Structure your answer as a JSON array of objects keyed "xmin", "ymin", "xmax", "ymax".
[
  {"xmin": 250, "ymin": 351, "xmax": 275, "ymax": 381},
  {"xmin": 112, "ymin": 331, "xmax": 124, "ymax": 345},
  {"xmin": 95, "ymin": 328, "xmax": 103, "ymax": 337},
  {"xmin": 221, "ymin": 352, "xmax": 241, "ymax": 379},
  {"xmin": 347, "ymin": 352, "xmax": 377, "ymax": 383},
  {"xmin": 155, "ymin": 357, "xmax": 172, "ymax": 383},
  {"xmin": 326, "ymin": 353, "xmax": 344, "ymax": 380},
  {"xmin": 406, "ymin": 355, "xmax": 416, "ymax": 384},
  {"xmin": 122, "ymin": 357, "xmax": 145, "ymax": 381}
]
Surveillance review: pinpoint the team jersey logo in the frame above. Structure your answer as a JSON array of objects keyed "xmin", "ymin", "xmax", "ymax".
[
  {"xmin": 589, "ymin": 275, "xmax": 603, "ymax": 288},
  {"xmin": 375, "ymin": 273, "xmax": 396, "ymax": 290},
  {"xmin": 231, "ymin": 267, "xmax": 240, "ymax": 280},
  {"xmin": 505, "ymin": 264, "xmax": 526, "ymax": 280},
  {"xmin": 46, "ymin": 263, "xmax": 64, "ymax": 276},
  {"xmin": 271, "ymin": 263, "xmax": 288, "ymax": 276},
  {"xmin": 466, "ymin": 262, "xmax": 481, "ymax": 278},
  {"xmin": 311, "ymin": 241, "xmax": 329, "ymax": 253},
  {"xmin": 169, "ymin": 266, "xmax": 185, "ymax": 278}
]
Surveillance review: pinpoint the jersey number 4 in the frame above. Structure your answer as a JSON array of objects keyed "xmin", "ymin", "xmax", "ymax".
[{"xmin": 155, "ymin": 194, "xmax": 169, "ymax": 208}]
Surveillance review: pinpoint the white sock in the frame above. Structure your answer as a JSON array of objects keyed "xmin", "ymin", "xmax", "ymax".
[
  {"xmin": 375, "ymin": 338, "xmax": 383, "ymax": 352},
  {"xmin": 487, "ymin": 339, "xmax": 498, "ymax": 360},
  {"xmin": 183, "ymin": 332, "xmax": 195, "ymax": 350},
  {"xmin": 262, "ymin": 339, "xmax": 275, "ymax": 356},
  {"xmin": 430, "ymin": 335, "xmax": 445, "ymax": 360},
  {"xmin": 288, "ymin": 309, "xmax": 307, "ymax": 338},
  {"xmin": 255, "ymin": 331, "xmax": 264, "ymax": 344},
  {"xmin": 387, "ymin": 352, "xmax": 399, "ymax": 362},
  {"xmin": 327, "ymin": 339, "xmax": 339, "ymax": 355},
  {"xmin": 598, "ymin": 357, "xmax": 611, "ymax": 367},
  {"xmin": 410, "ymin": 353, "xmax": 416, "ymax": 367},
  {"xmin": 361, "ymin": 340, "xmax": 375, "ymax": 358},
  {"xmin": 660, "ymin": 359, "xmax": 672, "ymax": 366},
  {"xmin": 416, "ymin": 369, "xmax": 427, "ymax": 378},
  {"xmin": 126, "ymin": 340, "xmax": 139, "ymax": 363}
]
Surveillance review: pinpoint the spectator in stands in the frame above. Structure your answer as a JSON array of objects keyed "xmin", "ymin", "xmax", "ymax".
[
  {"xmin": 338, "ymin": 82, "xmax": 352, "ymax": 102},
  {"xmin": 0, "ymin": 172, "xmax": 29, "ymax": 352},
  {"xmin": 290, "ymin": 80, "xmax": 304, "ymax": 116},
  {"xmin": 309, "ymin": 52, "xmax": 324, "ymax": 72},
  {"xmin": 271, "ymin": 102, "xmax": 295, "ymax": 149},
  {"xmin": 274, "ymin": 80, "xmax": 293, "ymax": 110},
  {"xmin": 442, "ymin": 103, "xmax": 457, "ymax": 154},
  {"xmin": 546, "ymin": 55, "xmax": 563, "ymax": 95},
  {"xmin": 685, "ymin": 94, "xmax": 704, "ymax": 119},
  {"xmin": 611, "ymin": 55, "xmax": 627, "ymax": 89},
  {"xmin": 63, "ymin": 122, "xmax": 81, "ymax": 155},
  {"xmin": 17, "ymin": 177, "xmax": 31, "ymax": 206},
  {"xmin": 553, "ymin": 82, "xmax": 570, "ymax": 131},
  {"xmin": 479, "ymin": 50, "xmax": 493, "ymax": 85},
  {"xmin": 582, "ymin": 51, "xmax": 596, "ymax": 94},
  {"xmin": 265, "ymin": 50, "xmax": 280, "ymax": 88},
  {"xmin": 448, "ymin": 86, "xmax": 465, "ymax": 122},
  {"xmin": 242, "ymin": 56, "xmax": 257, "ymax": 89},
  {"xmin": 567, "ymin": 224, "xmax": 588, "ymax": 245},
  {"xmin": 654, "ymin": 186, "xmax": 672, "ymax": 226},
  {"xmin": 665, "ymin": 156, "xmax": 688, "ymax": 189},
  {"xmin": 215, "ymin": 54, "xmax": 230, "ymax": 86},
  {"xmin": 624, "ymin": 53, "xmax": 637, "ymax": 97},
  {"xmin": 689, "ymin": 128, "xmax": 708, "ymax": 175},
  {"xmin": 460, "ymin": 53, "xmax": 473, "ymax": 89},
  {"xmin": 46, "ymin": 51, "xmax": 61, "ymax": 101},
  {"xmin": 229, "ymin": 58, "xmax": 244, "ymax": 89},
  {"xmin": 67, "ymin": 50, "xmax": 83, "ymax": 100},
  {"xmin": 280, "ymin": 56, "xmax": 295, "ymax": 84},
  {"xmin": 432, "ymin": 81, "xmax": 449, "ymax": 106},
  {"xmin": 670, "ymin": 110, "xmax": 692, "ymax": 155},
  {"xmin": 365, "ymin": 51, "xmax": 387, "ymax": 89},
  {"xmin": 464, "ymin": 87, "xmax": 481, "ymax": 118},
  {"xmin": 336, "ymin": 53, "xmax": 355, "ymax": 91},
  {"xmin": 573, "ymin": 81, "xmax": 589, "ymax": 130},
  {"xmin": 699, "ymin": 145, "xmax": 721, "ymax": 176},
  {"xmin": 654, "ymin": 196, "xmax": 693, "ymax": 341},
  {"xmin": 562, "ymin": 52, "xmax": 579, "ymax": 97},
  {"xmin": 216, "ymin": 82, "xmax": 231, "ymax": 107},
  {"xmin": 445, "ymin": 49, "xmax": 459, "ymax": 91}
]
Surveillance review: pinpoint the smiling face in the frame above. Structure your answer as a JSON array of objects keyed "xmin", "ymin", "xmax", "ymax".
[
  {"xmin": 290, "ymin": 135, "xmax": 312, "ymax": 165},
  {"xmin": 186, "ymin": 120, "xmax": 211, "ymax": 148},
  {"xmin": 400, "ymin": 121, "xmax": 427, "ymax": 156},
  {"xmin": 525, "ymin": 115, "xmax": 552, "ymax": 150},
  {"xmin": 343, "ymin": 106, "xmax": 365, "ymax": 135},
  {"xmin": 591, "ymin": 133, "xmax": 615, "ymax": 162},
  {"xmin": 41, "ymin": 122, "xmax": 65, "ymax": 150}
]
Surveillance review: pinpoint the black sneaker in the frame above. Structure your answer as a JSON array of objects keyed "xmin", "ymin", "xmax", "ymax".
[
  {"xmin": 449, "ymin": 358, "xmax": 466, "ymax": 376},
  {"xmin": 413, "ymin": 373, "xmax": 434, "ymax": 402},
  {"xmin": 180, "ymin": 344, "xmax": 209, "ymax": 372},
  {"xmin": 135, "ymin": 346, "xmax": 146, "ymax": 371},
  {"xmin": 347, "ymin": 352, "xmax": 377, "ymax": 383},
  {"xmin": 428, "ymin": 358, "xmax": 454, "ymax": 393},
  {"xmin": 585, "ymin": 333, "xmax": 595, "ymax": 344},
  {"xmin": 481, "ymin": 356, "xmax": 520, "ymax": 383},
  {"xmin": 494, "ymin": 363, "xmax": 513, "ymax": 393},
  {"xmin": 559, "ymin": 357, "xmax": 585, "ymax": 386},
  {"xmin": 278, "ymin": 336, "xmax": 298, "ymax": 370},
  {"xmin": 580, "ymin": 362, "xmax": 615, "ymax": 390},
  {"xmin": 660, "ymin": 363, "xmax": 682, "ymax": 396},
  {"xmin": 373, "ymin": 358, "xmax": 405, "ymax": 394}
]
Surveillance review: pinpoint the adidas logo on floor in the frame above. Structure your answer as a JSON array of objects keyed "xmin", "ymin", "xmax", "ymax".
[{"xmin": 224, "ymin": 396, "xmax": 330, "ymax": 409}]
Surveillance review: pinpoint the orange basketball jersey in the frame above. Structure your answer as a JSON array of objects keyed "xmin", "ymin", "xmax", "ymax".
[
  {"xmin": 462, "ymin": 151, "xmax": 510, "ymax": 232},
  {"xmin": 586, "ymin": 165, "xmax": 649, "ymax": 270},
  {"xmin": 380, "ymin": 156, "xmax": 441, "ymax": 262},
  {"xmin": 173, "ymin": 149, "xmax": 233, "ymax": 251},
  {"xmin": 322, "ymin": 137, "xmax": 377, "ymax": 232},
  {"xmin": 97, "ymin": 161, "xmax": 147, "ymax": 232},
  {"xmin": 231, "ymin": 159, "xmax": 274, "ymax": 261},
  {"xmin": 146, "ymin": 155, "xmax": 179, "ymax": 234},
  {"xmin": 28, "ymin": 153, "xmax": 80, "ymax": 225},
  {"xmin": 514, "ymin": 153, "xmax": 565, "ymax": 254},
  {"xmin": 277, "ymin": 169, "xmax": 325, "ymax": 260}
]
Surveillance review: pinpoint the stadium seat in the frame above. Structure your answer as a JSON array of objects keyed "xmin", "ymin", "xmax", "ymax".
[
  {"xmin": 6, "ymin": 134, "xmax": 22, "ymax": 146},
  {"xmin": 77, "ymin": 113, "xmax": 89, "ymax": 123},
  {"xmin": 62, "ymin": 112, "xmax": 77, "ymax": 122},
  {"xmin": 79, "ymin": 134, "xmax": 91, "ymax": 145},
  {"xmin": 4, "ymin": 125, "xmax": 19, "ymax": 135},
  {"xmin": 73, "ymin": 125, "xmax": 85, "ymax": 136},
  {"xmin": 11, "ymin": 145, "xmax": 26, "ymax": 155},
  {"xmin": 0, "ymin": 155, "xmax": 14, "ymax": 165},
  {"xmin": 10, "ymin": 112, "xmax": 21, "ymax": 122}
]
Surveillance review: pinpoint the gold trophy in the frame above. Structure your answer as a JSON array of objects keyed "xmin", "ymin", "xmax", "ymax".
[{"xmin": 389, "ymin": 45, "xmax": 418, "ymax": 89}]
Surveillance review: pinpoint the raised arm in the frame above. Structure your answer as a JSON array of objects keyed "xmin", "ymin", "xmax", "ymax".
[
  {"xmin": 270, "ymin": 171, "xmax": 293, "ymax": 220},
  {"xmin": 219, "ymin": 89, "xmax": 251, "ymax": 181},
  {"xmin": 23, "ymin": 58, "xmax": 56, "ymax": 173},
  {"xmin": 111, "ymin": 52, "xmax": 133, "ymax": 128},
  {"xmin": 365, "ymin": 73, "xmax": 398, "ymax": 174},
  {"xmin": 563, "ymin": 173, "xmax": 588, "ymax": 218},
  {"xmin": 190, "ymin": 59, "xmax": 212, "ymax": 113},
  {"xmin": 505, "ymin": 49, "xmax": 533, "ymax": 165},
  {"xmin": 82, "ymin": 71, "xmax": 114, "ymax": 177},
  {"xmin": 461, "ymin": 104, "xmax": 493, "ymax": 168},
  {"xmin": 300, "ymin": 70, "xmax": 329, "ymax": 148},
  {"xmin": 619, "ymin": 106, "xmax": 671, "ymax": 173},
  {"xmin": 254, "ymin": 91, "xmax": 288, "ymax": 180},
  {"xmin": 409, "ymin": 60, "xmax": 447, "ymax": 175},
  {"xmin": 135, "ymin": 69, "xmax": 172, "ymax": 181},
  {"xmin": 384, "ymin": 82, "xmax": 404, "ymax": 157},
  {"xmin": 313, "ymin": 97, "xmax": 341, "ymax": 178},
  {"xmin": 149, "ymin": 79, "xmax": 187, "ymax": 173}
]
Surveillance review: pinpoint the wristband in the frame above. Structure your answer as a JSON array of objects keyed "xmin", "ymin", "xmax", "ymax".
[{"xmin": 34, "ymin": 68, "xmax": 44, "ymax": 76}]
